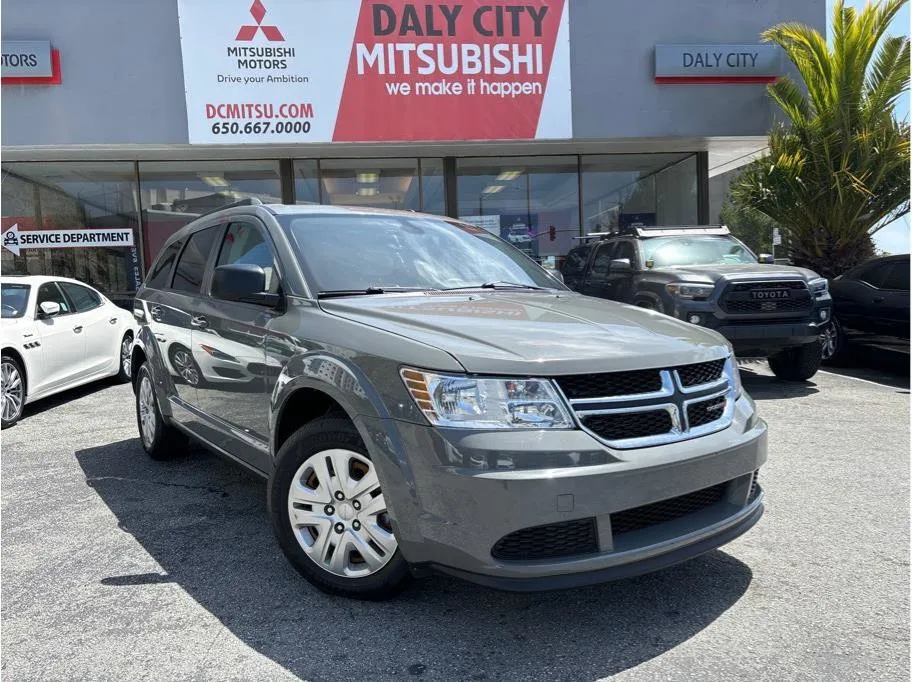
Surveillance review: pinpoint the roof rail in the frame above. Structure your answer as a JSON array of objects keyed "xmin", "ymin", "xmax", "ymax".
[
  {"xmin": 572, "ymin": 231, "xmax": 614, "ymax": 241},
  {"xmin": 197, "ymin": 196, "xmax": 263, "ymax": 218}
]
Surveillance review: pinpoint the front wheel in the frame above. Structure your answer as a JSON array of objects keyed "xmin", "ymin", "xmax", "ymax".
[
  {"xmin": 1, "ymin": 354, "xmax": 25, "ymax": 429},
  {"xmin": 820, "ymin": 319, "xmax": 846, "ymax": 365},
  {"xmin": 269, "ymin": 418, "xmax": 410, "ymax": 600},
  {"xmin": 135, "ymin": 363, "xmax": 188, "ymax": 460},
  {"xmin": 768, "ymin": 341, "xmax": 823, "ymax": 381},
  {"xmin": 115, "ymin": 332, "xmax": 134, "ymax": 383}
]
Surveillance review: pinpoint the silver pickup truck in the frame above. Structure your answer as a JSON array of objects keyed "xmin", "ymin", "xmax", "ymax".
[{"xmin": 130, "ymin": 200, "xmax": 766, "ymax": 600}]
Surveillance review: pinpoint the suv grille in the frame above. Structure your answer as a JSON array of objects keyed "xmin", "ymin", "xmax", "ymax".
[
  {"xmin": 556, "ymin": 370, "xmax": 661, "ymax": 399},
  {"xmin": 491, "ymin": 518, "xmax": 598, "ymax": 561},
  {"xmin": 676, "ymin": 359, "xmax": 725, "ymax": 387},
  {"xmin": 686, "ymin": 395, "xmax": 727, "ymax": 428},
  {"xmin": 720, "ymin": 280, "xmax": 812, "ymax": 315},
  {"xmin": 582, "ymin": 410, "xmax": 673, "ymax": 441},
  {"xmin": 611, "ymin": 482, "xmax": 729, "ymax": 535}
]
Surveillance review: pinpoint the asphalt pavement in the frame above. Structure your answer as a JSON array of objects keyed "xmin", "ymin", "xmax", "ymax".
[{"xmin": 1, "ymin": 359, "xmax": 908, "ymax": 681}]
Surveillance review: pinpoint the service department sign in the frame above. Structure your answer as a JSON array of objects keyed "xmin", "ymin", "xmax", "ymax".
[{"xmin": 655, "ymin": 44, "xmax": 780, "ymax": 84}]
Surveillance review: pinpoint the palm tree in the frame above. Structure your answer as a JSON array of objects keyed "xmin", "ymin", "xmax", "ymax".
[{"xmin": 729, "ymin": 0, "xmax": 910, "ymax": 278}]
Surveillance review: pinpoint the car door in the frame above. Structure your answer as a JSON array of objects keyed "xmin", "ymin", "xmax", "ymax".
[
  {"xmin": 57, "ymin": 281, "xmax": 115, "ymax": 377},
  {"xmin": 580, "ymin": 241, "xmax": 616, "ymax": 299},
  {"xmin": 164, "ymin": 224, "xmax": 225, "ymax": 411},
  {"xmin": 831, "ymin": 261, "xmax": 891, "ymax": 345},
  {"xmin": 193, "ymin": 218, "xmax": 281, "ymax": 473},
  {"xmin": 605, "ymin": 239, "xmax": 638, "ymax": 303},
  {"xmin": 32, "ymin": 282, "xmax": 86, "ymax": 393},
  {"xmin": 871, "ymin": 259, "xmax": 910, "ymax": 351}
]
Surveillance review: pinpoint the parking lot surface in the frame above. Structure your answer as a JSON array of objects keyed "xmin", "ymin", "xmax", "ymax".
[{"xmin": 1, "ymin": 361, "xmax": 909, "ymax": 681}]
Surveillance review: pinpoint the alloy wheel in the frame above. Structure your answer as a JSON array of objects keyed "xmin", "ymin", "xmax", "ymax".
[
  {"xmin": 287, "ymin": 449, "xmax": 397, "ymax": 578},
  {"xmin": 171, "ymin": 348, "xmax": 200, "ymax": 386},
  {"xmin": 819, "ymin": 323, "xmax": 838, "ymax": 361},
  {"xmin": 121, "ymin": 335, "xmax": 133, "ymax": 377},
  {"xmin": 138, "ymin": 375, "xmax": 157, "ymax": 448},
  {"xmin": 1, "ymin": 360, "xmax": 24, "ymax": 424}
]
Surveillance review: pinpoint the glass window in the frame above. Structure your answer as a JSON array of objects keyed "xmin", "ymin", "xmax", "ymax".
[
  {"xmin": 216, "ymin": 222, "xmax": 279, "ymax": 293},
  {"xmin": 1, "ymin": 162, "xmax": 142, "ymax": 302},
  {"xmin": 456, "ymin": 157, "xmax": 580, "ymax": 262},
  {"xmin": 641, "ymin": 235, "xmax": 755, "ymax": 267},
  {"xmin": 613, "ymin": 241, "xmax": 637, "ymax": 264},
  {"xmin": 294, "ymin": 160, "xmax": 320, "ymax": 204},
  {"xmin": 280, "ymin": 214, "xmax": 562, "ymax": 294},
  {"xmin": 317, "ymin": 159, "xmax": 420, "ymax": 211},
  {"xmin": 37, "ymin": 282, "xmax": 72, "ymax": 314},
  {"xmin": 145, "ymin": 241, "xmax": 182, "ymax": 290},
  {"xmin": 881, "ymin": 261, "xmax": 910, "ymax": 291},
  {"xmin": 172, "ymin": 226, "xmax": 222, "ymax": 294},
  {"xmin": 419, "ymin": 159, "xmax": 446, "ymax": 215},
  {"xmin": 562, "ymin": 247, "xmax": 591, "ymax": 277},
  {"xmin": 2, "ymin": 283, "xmax": 31, "ymax": 319},
  {"xmin": 581, "ymin": 154, "xmax": 698, "ymax": 235},
  {"xmin": 589, "ymin": 243, "xmax": 616, "ymax": 280},
  {"xmin": 58, "ymin": 282, "xmax": 102, "ymax": 312},
  {"xmin": 138, "ymin": 161, "xmax": 281, "ymax": 271},
  {"xmin": 858, "ymin": 262, "xmax": 892, "ymax": 288}
]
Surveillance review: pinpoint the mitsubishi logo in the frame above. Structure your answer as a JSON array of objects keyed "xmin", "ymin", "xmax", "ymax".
[{"xmin": 236, "ymin": 0, "xmax": 284, "ymax": 42}]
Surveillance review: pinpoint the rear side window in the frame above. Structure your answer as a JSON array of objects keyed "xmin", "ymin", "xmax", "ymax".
[
  {"xmin": 562, "ymin": 247, "xmax": 590, "ymax": 277},
  {"xmin": 172, "ymin": 226, "xmax": 222, "ymax": 294},
  {"xmin": 58, "ymin": 282, "xmax": 102, "ymax": 312},
  {"xmin": 145, "ymin": 241, "xmax": 182, "ymax": 290},
  {"xmin": 881, "ymin": 260, "xmax": 910, "ymax": 291},
  {"xmin": 857, "ymin": 262, "xmax": 892, "ymax": 288}
]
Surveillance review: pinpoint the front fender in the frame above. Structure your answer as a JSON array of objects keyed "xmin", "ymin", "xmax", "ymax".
[{"xmin": 133, "ymin": 324, "xmax": 177, "ymax": 419}]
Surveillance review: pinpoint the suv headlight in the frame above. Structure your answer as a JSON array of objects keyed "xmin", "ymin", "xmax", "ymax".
[
  {"xmin": 726, "ymin": 355, "xmax": 743, "ymax": 399},
  {"xmin": 401, "ymin": 369, "xmax": 573, "ymax": 429},
  {"xmin": 666, "ymin": 282, "xmax": 714, "ymax": 300},
  {"xmin": 808, "ymin": 277, "xmax": 828, "ymax": 295}
]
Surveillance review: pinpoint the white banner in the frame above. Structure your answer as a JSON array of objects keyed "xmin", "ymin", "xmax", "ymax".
[{"xmin": 2, "ymin": 224, "xmax": 135, "ymax": 256}]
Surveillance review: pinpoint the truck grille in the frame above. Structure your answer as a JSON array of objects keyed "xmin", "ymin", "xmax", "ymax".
[
  {"xmin": 611, "ymin": 482, "xmax": 729, "ymax": 535},
  {"xmin": 720, "ymin": 280, "xmax": 812, "ymax": 315},
  {"xmin": 582, "ymin": 410, "xmax": 673, "ymax": 441},
  {"xmin": 556, "ymin": 369, "xmax": 662, "ymax": 399},
  {"xmin": 491, "ymin": 518, "xmax": 598, "ymax": 561}
]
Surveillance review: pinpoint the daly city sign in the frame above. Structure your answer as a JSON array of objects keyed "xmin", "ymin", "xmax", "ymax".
[
  {"xmin": 2, "ymin": 224, "xmax": 134, "ymax": 256},
  {"xmin": 654, "ymin": 44, "xmax": 780, "ymax": 83}
]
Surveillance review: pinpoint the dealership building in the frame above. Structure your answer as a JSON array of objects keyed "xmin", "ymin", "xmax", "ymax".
[{"xmin": 1, "ymin": 0, "xmax": 824, "ymax": 304}]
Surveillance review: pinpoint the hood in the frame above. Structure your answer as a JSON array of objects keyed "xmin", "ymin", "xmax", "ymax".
[
  {"xmin": 320, "ymin": 291, "xmax": 729, "ymax": 375},
  {"xmin": 658, "ymin": 264, "xmax": 819, "ymax": 283}
]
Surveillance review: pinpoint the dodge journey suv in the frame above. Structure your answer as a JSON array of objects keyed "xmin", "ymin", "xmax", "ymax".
[{"xmin": 131, "ymin": 199, "xmax": 767, "ymax": 600}]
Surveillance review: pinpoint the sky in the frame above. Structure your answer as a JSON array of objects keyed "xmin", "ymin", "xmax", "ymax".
[{"xmin": 826, "ymin": 0, "xmax": 910, "ymax": 253}]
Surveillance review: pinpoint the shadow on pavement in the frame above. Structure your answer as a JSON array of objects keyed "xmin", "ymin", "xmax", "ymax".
[
  {"xmin": 739, "ymin": 367, "xmax": 821, "ymax": 401},
  {"xmin": 17, "ymin": 377, "xmax": 126, "ymax": 421},
  {"xmin": 77, "ymin": 438, "xmax": 754, "ymax": 682},
  {"xmin": 821, "ymin": 348, "xmax": 910, "ymax": 391}
]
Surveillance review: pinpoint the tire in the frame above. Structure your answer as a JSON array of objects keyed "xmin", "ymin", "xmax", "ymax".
[
  {"xmin": 168, "ymin": 343, "xmax": 203, "ymax": 387},
  {"xmin": 820, "ymin": 319, "xmax": 847, "ymax": 365},
  {"xmin": 269, "ymin": 418, "xmax": 411, "ymax": 600},
  {"xmin": 135, "ymin": 362, "xmax": 188, "ymax": 460},
  {"xmin": 768, "ymin": 341, "xmax": 823, "ymax": 381},
  {"xmin": 115, "ymin": 332, "xmax": 134, "ymax": 383},
  {"xmin": 1, "ymin": 353, "xmax": 25, "ymax": 429}
]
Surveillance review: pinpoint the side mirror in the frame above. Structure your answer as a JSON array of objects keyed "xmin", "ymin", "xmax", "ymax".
[
  {"xmin": 610, "ymin": 258, "xmax": 633, "ymax": 272},
  {"xmin": 758, "ymin": 254, "xmax": 775, "ymax": 264},
  {"xmin": 38, "ymin": 301, "xmax": 61, "ymax": 318},
  {"xmin": 212, "ymin": 264, "xmax": 281, "ymax": 307}
]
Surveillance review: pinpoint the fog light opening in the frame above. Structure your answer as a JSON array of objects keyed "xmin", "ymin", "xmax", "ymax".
[{"xmin": 688, "ymin": 314, "xmax": 702, "ymax": 325}]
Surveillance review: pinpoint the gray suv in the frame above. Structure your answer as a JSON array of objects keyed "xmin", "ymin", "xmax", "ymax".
[{"xmin": 131, "ymin": 199, "xmax": 767, "ymax": 600}]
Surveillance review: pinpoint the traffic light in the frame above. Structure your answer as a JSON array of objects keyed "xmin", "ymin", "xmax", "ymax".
[{"xmin": 549, "ymin": 225, "xmax": 556, "ymax": 241}]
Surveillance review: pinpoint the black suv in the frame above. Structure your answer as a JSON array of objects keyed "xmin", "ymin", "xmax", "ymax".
[{"xmin": 560, "ymin": 225, "xmax": 832, "ymax": 381}]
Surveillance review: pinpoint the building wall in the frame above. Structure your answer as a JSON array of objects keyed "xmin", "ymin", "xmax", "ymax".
[{"xmin": 1, "ymin": 0, "xmax": 825, "ymax": 147}]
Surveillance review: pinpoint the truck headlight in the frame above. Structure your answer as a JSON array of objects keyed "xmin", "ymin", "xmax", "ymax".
[
  {"xmin": 401, "ymin": 369, "xmax": 573, "ymax": 429},
  {"xmin": 666, "ymin": 283, "xmax": 714, "ymax": 300},
  {"xmin": 809, "ymin": 277, "xmax": 828, "ymax": 295}
]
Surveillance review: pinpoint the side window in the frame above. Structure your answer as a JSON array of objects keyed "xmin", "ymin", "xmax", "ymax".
[
  {"xmin": 613, "ymin": 241, "xmax": 637, "ymax": 265},
  {"xmin": 881, "ymin": 261, "xmax": 910, "ymax": 292},
  {"xmin": 145, "ymin": 241, "xmax": 182, "ymax": 290},
  {"xmin": 589, "ymin": 243, "xmax": 617, "ymax": 280},
  {"xmin": 58, "ymin": 282, "xmax": 102, "ymax": 312},
  {"xmin": 215, "ymin": 221, "xmax": 280, "ymax": 294},
  {"xmin": 561, "ymin": 247, "xmax": 590, "ymax": 277},
  {"xmin": 858, "ymin": 262, "xmax": 892, "ymax": 288},
  {"xmin": 172, "ymin": 226, "xmax": 222, "ymax": 294},
  {"xmin": 36, "ymin": 282, "xmax": 72, "ymax": 315}
]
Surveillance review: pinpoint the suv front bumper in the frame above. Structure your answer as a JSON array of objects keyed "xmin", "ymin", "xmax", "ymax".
[{"xmin": 366, "ymin": 395, "xmax": 766, "ymax": 590}]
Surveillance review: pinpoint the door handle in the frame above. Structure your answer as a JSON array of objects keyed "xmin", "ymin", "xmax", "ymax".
[
  {"xmin": 873, "ymin": 296, "xmax": 885, "ymax": 303},
  {"xmin": 109, "ymin": 317, "xmax": 118, "ymax": 325},
  {"xmin": 150, "ymin": 306, "xmax": 163, "ymax": 322},
  {"xmin": 73, "ymin": 326, "xmax": 83, "ymax": 334},
  {"xmin": 190, "ymin": 315, "xmax": 209, "ymax": 329}
]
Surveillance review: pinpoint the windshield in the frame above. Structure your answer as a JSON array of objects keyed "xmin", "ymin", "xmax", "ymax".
[
  {"xmin": 1, "ymin": 284, "xmax": 31, "ymax": 318},
  {"xmin": 641, "ymin": 235, "xmax": 757, "ymax": 267},
  {"xmin": 281, "ymin": 214, "xmax": 563, "ymax": 294}
]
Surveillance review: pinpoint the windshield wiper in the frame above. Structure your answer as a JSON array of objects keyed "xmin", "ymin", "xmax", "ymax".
[
  {"xmin": 442, "ymin": 281, "xmax": 550, "ymax": 292},
  {"xmin": 317, "ymin": 286, "xmax": 433, "ymax": 299}
]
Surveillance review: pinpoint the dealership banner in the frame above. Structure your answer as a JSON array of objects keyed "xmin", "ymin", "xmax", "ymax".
[{"xmin": 177, "ymin": 0, "xmax": 572, "ymax": 144}]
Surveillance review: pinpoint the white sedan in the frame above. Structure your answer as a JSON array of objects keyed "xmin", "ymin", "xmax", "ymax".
[{"xmin": 1, "ymin": 275, "xmax": 137, "ymax": 428}]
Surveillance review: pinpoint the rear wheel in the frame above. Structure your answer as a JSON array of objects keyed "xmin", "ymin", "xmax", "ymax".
[
  {"xmin": 135, "ymin": 362, "xmax": 187, "ymax": 460},
  {"xmin": 768, "ymin": 341, "xmax": 823, "ymax": 381},
  {"xmin": 115, "ymin": 332, "xmax": 133, "ymax": 383},
  {"xmin": 1, "ymin": 354, "xmax": 25, "ymax": 429},
  {"xmin": 269, "ymin": 418, "xmax": 410, "ymax": 600}
]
